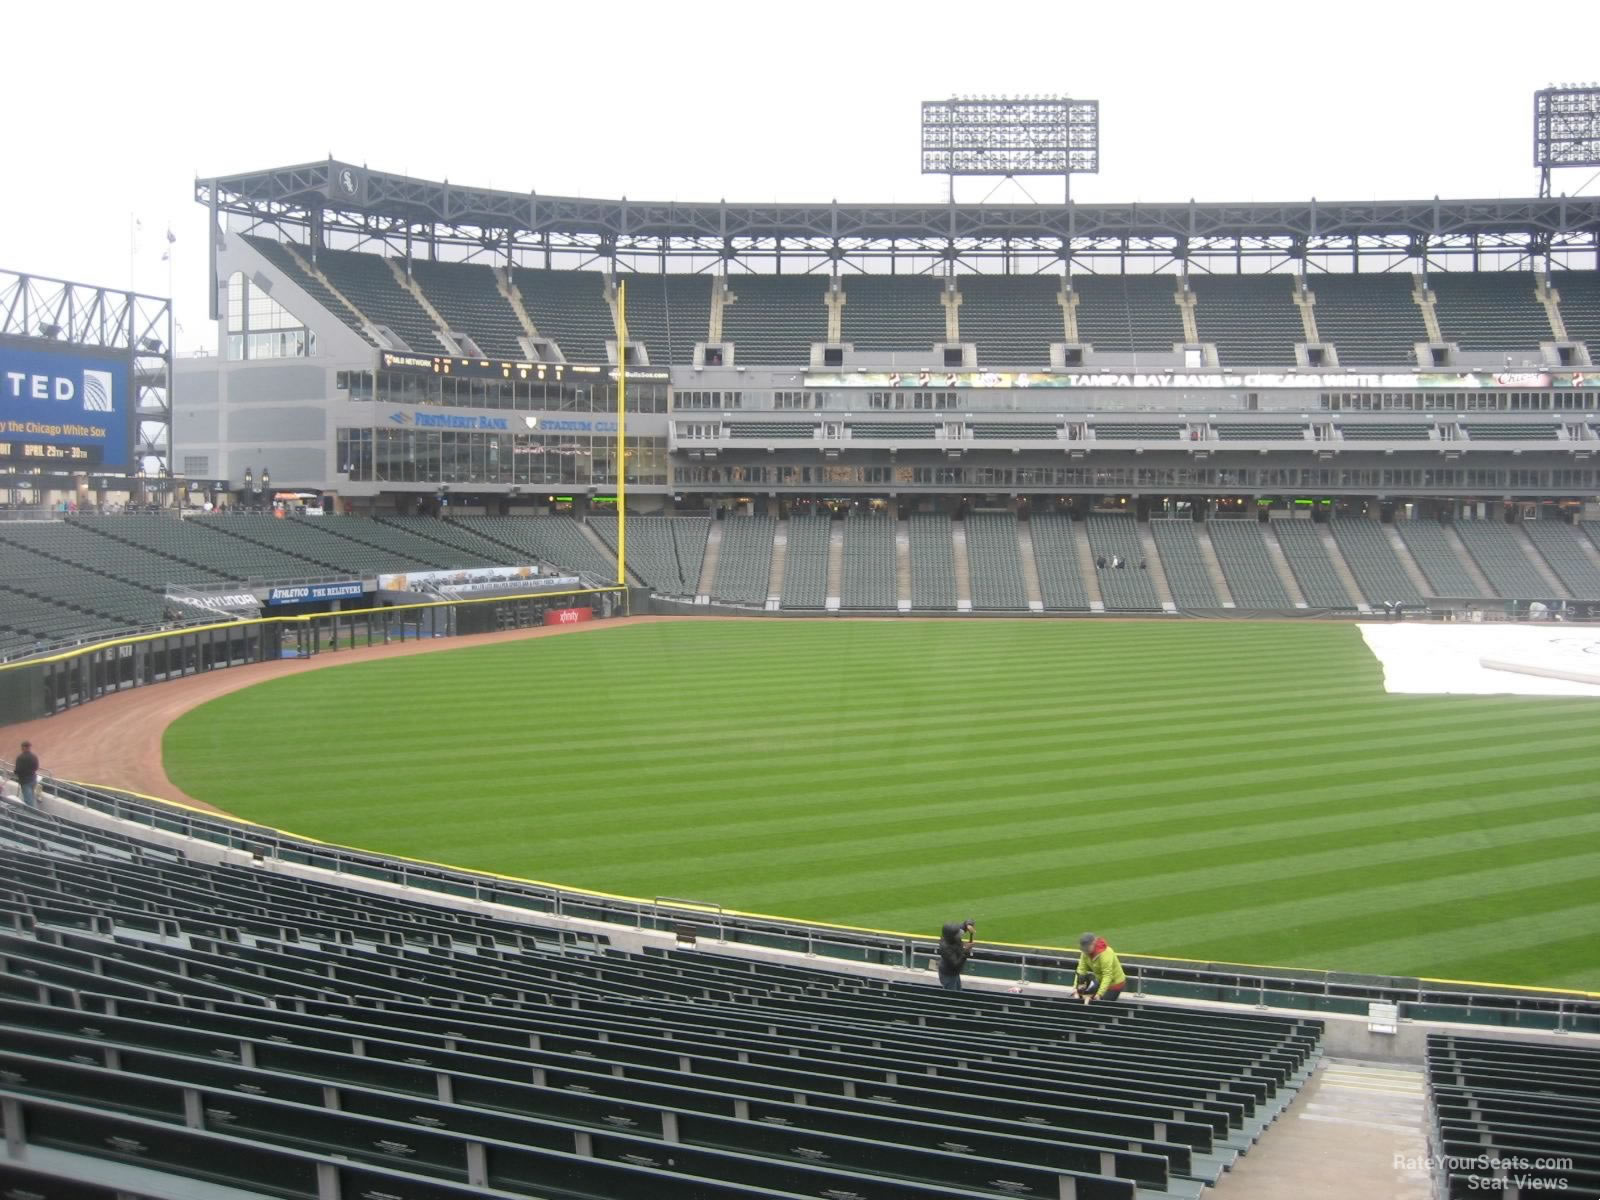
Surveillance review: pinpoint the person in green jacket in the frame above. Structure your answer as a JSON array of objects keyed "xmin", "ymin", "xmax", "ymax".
[{"xmin": 1073, "ymin": 932, "xmax": 1127, "ymax": 1003}]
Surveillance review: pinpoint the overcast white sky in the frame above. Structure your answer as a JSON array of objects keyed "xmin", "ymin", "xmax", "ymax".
[{"xmin": 2, "ymin": 0, "xmax": 1597, "ymax": 351}]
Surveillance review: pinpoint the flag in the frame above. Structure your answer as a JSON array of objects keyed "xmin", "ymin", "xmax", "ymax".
[{"xmin": 166, "ymin": 228, "xmax": 176, "ymax": 244}]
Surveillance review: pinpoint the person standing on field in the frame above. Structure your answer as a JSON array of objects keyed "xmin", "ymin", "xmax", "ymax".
[
  {"xmin": 1073, "ymin": 932, "xmax": 1127, "ymax": 1003},
  {"xmin": 936, "ymin": 919, "xmax": 976, "ymax": 991},
  {"xmin": 13, "ymin": 742, "xmax": 40, "ymax": 809}
]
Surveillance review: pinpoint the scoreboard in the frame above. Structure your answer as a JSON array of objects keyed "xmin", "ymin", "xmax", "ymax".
[{"xmin": 1, "ymin": 340, "xmax": 133, "ymax": 470}]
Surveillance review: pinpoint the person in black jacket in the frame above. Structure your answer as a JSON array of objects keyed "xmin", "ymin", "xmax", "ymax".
[
  {"xmin": 936, "ymin": 920, "xmax": 976, "ymax": 991},
  {"xmin": 13, "ymin": 741, "xmax": 39, "ymax": 809}
]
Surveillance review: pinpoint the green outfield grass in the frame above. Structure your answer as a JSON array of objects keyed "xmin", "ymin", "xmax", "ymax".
[{"xmin": 162, "ymin": 620, "xmax": 1600, "ymax": 990}]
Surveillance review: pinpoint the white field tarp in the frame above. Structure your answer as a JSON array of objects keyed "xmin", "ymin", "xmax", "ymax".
[{"xmin": 1357, "ymin": 622, "xmax": 1600, "ymax": 697}]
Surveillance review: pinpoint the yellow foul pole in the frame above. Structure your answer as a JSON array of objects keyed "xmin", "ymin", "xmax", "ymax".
[{"xmin": 615, "ymin": 280, "xmax": 627, "ymax": 589}]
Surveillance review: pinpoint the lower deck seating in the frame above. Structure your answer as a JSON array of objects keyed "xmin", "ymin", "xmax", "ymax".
[
  {"xmin": 1524, "ymin": 519, "xmax": 1600, "ymax": 598},
  {"xmin": 964, "ymin": 513, "xmax": 1029, "ymax": 610},
  {"xmin": 1426, "ymin": 1033, "xmax": 1600, "ymax": 1198},
  {"xmin": 1028, "ymin": 514, "xmax": 1090, "ymax": 610},
  {"xmin": 1269, "ymin": 521, "xmax": 1356, "ymax": 608},
  {"xmin": 1149, "ymin": 521, "xmax": 1221, "ymax": 607},
  {"xmin": 454, "ymin": 516, "xmax": 615, "ymax": 580},
  {"xmin": 0, "ymin": 799, "xmax": 1321, "ymax": 1200},
  {"xmin": 588, "ymin": 516, "xmax": 708, "ymax": 595},
  {"xmin": 908, "ymin": 514, "xmax": 956, "ymax": 609},
  {"xmin": 1328, "ymin": 519, "xmax": 1425, "ymax": 607},
  {"xmin": 840, "ymin": 511, "xmax": 896, "ymax": 609},
  {"xmin": 1206, "ymin": 521, "xmax": 1291, "ymax": 608},
  {"xmin": 779, "ymin": 514, "xmax": 831, "ymax": 609},
  {"xmin": 1395, "ymin": 520, "xmax": 1493, "ymax": 598},
  {"xmin": 710, "ymin": 516, "xmax": 775, "ymax": 604},
  {"xmin": 1453, "ymin": 521, "xmax": 1564, "ymax": 598},
  {"xmin": 1084, "ymin": 515, "xmax": 1161, "ymax": 611}
]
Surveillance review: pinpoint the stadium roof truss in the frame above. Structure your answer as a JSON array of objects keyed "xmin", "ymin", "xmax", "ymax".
[
  {"xmin": 197, "ymin": 159, "xmax": 1600, "ymax": 278},
  {"xmin": 0, "ymin": 267, "xmax": 172, "ymax": 476}
]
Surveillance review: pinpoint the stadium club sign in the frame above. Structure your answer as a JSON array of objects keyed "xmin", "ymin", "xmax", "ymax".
[
  {"xmin": 264, "ymin": 581, "xmax": 366, "ymax": 606},
  {"xmin": 0, "ymin": 344, "xmax": 130, "ymax": 468},
  {"xmin": 804, "ymin": 370, "xmax": 1600, "ymax": 391}
]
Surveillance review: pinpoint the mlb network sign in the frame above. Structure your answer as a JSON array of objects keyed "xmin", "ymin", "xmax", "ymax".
[{"xmin": 0, "ymin": 343, "xmax": 130, "ymax": 468}]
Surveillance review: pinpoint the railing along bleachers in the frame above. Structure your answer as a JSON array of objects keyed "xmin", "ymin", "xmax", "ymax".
[
  {"xmin": 1426, "ymin": 1033, "xmax": 1600, "ymax": 1199},
  {"xmin": 908, "ymin": 513, "xmax": 956, "ymax": 610},
  {"xmin": 1428, "ymin": 271, "xmax": 1553, "ymax": 353},
  {"xmin": 1084, "ymin": 514, "xmax": 1161, "ymax": 611},
  {"xmin": 1206, "ymin": 520, "xmax": 1292, "ymax": 608},
  {"xmin": 1452, "ymin": 521, "xmax": 1563, "ymax": 598},
  {"xmin": 316, "ymin": 249, "xmax": 448, "ymax": 355},
  {"xmin": 1028, "ymin": 513, "xmax": 1091, "ymax": 610},
  {"xmin": 1270, "ymin": 520, "xmax": 1357, "ymax": 609},
  {"xmin": 0, "ymin": 799, "xmax": 1322, "ymax": 1200},
  {"xmin": 1523, "ymin": 519, "xmax": 1600, "ymax": 598},
  {"xmin": 839, "ymin": 510, "xmax": 897, "ymax": 609},
  {"xmin": 1551, "ymin": 269, "xmax": 1600, "ymax": 351},
  {"xmin": 1328, "ymin": 520, "xmax": 1426, "ymax": 607},
  {"xmin": 617, "ymin": 273, "xmax": 713, "ymax": 365},
  {"xmin": 241, "ymin": 234, "xmax": 376, "ymax": 346},
  {"xmin": 709, "ymin": 516, "xmax": 775, "ymax": 604},
  {"xmin": 1188, "ymin": 274, "xmax": 1305, "ymax": 367},
  {"xmin": 450, "ymin": 516, "xmax": 615, "ymax": 580},
  {"xmin": 409, "ymin": 259, "xmax": 528, "ymax": 360},
  {"xmin": 1394, "ymin": 521, "xmax": 1491, "ymax": 598},
  {"xmin": 1071, "ymin": 274, "xmax": 1185, "ymax": 353},
  {"xmin": 588, "ymin": 516, "xmax": 707, "ymax": 595},
  {"xmin": 720, "ymin": 275, "xmax": 829, "ymax": 365},
  {"xmin": 955, "ymin": 274, "xmax": 1063, "ymax": 365},
  {"xmin": 1303, "ymin": 273, "xmax": 1427, "ymax": 366},
  {"xmin": 964, "ymin": 512, "xmax": 1029, "ymax": 610},
  {"xmin": 512, "ymin": 268, "xmax": 614, "ymax": 363},
  {"xmin": 1149, "ymin": 521, "xmax": 1221, "ymax": 607},
  {"xmin": 840, "ymin": 275, "xmax": 946, "ymax": 353},
  {"xmin": 778, "ymin": 514, "xmax": 831, "ymax": 609}
]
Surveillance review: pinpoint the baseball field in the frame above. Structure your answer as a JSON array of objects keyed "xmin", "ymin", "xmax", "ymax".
[{"xmin": 162, "ymin": 619, "xmax": 1600, "ymax": 990}]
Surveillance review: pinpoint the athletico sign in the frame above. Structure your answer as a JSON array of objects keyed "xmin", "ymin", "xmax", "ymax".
[
  {"xmin": 265, "ymin": 581, "xmax": 365, "ymax": 605},
  {"xmin": 544, "ymin": 606, "xmax": 593, "ymax": 626}
]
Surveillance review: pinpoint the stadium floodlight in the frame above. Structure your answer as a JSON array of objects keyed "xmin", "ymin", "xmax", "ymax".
[
  {"xmin": 1534, "ymin": 85, "xmax": 1600, "ymax": 196},
  {"xmin": 922, "ymin": 95, "xmax": 1098, "ymax": 201}
]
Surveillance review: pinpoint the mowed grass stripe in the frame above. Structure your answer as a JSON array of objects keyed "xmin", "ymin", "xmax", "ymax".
[{"xmin": 162, "ymin": 620, "xmax": 1600, "ymax": 987}]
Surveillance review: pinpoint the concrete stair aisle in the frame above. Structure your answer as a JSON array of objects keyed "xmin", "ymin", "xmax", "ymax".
[
  {"xmin": 1316, "ymin": 522, "xmax": 1371, "ymax": 611},
  {"xmin": 1214, "ymin": 1059, "xmax": 1429, "ymax": 1200},
  {"xmin": 1262, "ymin": 522, "xmax": 1309, "ymax": 607},
  {"xmin": 1136, "ymin": 522, "xmax": 1176, "ymax": 610},
  {"xmin": 825, "ymin": 519, "xmax": 844, "ymax": 611},
  {"xmin": 696, "ymin": 520, "xmax": 723, "ymax": 599},
  {"xmin": 1072, "ymin": 518, "xmax": 1105, "ymax": 610},
  {"xmin": 496, "ymin": 266, "xmax": 543, "ymax": 353},
  {"xmin": 766, "ymin": 520, "xmax": 787, "ymax": 608},
  {"xmin": 895, "ymin": 519, "xmax": 912, "ymax": 611},
  {"xmin": 951, "ymin": 521, "xmax": 973, "ymax": 612},
  {"xmin": 1014, "ymin": 520, "xmax": 1045, "ymax": 611},
  {"xmin": 1442, "ymin": 525, "xmax": 1498, "ymax": 596},
  {"xmin": 1513, "ymin": 524, "xmax": 1572, "ymax": 596},
  {"xmin": 1196, "ymin": 525, "xmax": 1236, "ymax": 606},
  {"xmin": 1384, "ymin": 525, "xmax": 1436, "ymax": 598}
]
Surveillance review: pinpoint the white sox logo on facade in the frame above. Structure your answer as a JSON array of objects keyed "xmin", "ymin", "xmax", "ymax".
[{"xmin": 338, "ymin": 168, "xmax": 358, "ymax": 195}]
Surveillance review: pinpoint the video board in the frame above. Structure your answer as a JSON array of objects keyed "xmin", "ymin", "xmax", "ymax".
[{"xmin": 0, "ymin": 339, "xmax": 133, "ymax": 470}]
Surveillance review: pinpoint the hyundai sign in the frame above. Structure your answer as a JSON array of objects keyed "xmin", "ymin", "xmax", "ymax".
[{"xmin": 0, "ymin": 342, "xmax": 132, "ymax": 469}]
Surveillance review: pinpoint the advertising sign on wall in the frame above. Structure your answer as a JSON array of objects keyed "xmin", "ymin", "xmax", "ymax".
[
  {"xmin": 0, "ymin": 342, "xmax": 132, "ymax": 468},
  {"xmin": 543, "ymin": 606, "xmax": 593, "ymax": 626},
  {"xmin": 264, "ymin": 581, "xmax": 366, "ymax": 606}
]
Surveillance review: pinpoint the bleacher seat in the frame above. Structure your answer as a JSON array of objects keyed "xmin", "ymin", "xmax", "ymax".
[
  {"xmin": 616, "ymin": 274, "xmax": 713, "ymax": 365},
  {"xmin": 512, "ymin": 268, "xmax": 614, "ymax": 363},
  {"xmin": 1270, "ymin": 521, "xmax": 1356, "ymax": 608},
  {"xmin": 316, "ymin": 250, "xmax": 448, "ymax": 355},
  {"xmin": 1429, "ymin": 272, "xmax": 1553, "ymax": 353},
  {"xmin": 956, "ymin": 275, "xmax": 1063, "ymax": 365},
  {"xmin": 720, "ymin": 275, "xmax": 828, "ymax": 365},
  {"xmin": 908, "ymin": 514, "xmax": 956, "ymax": 610},
  {"xmin": 1328, "ymin": 520, "xmax": 1425, "ymax": 607},
  {"xmin": 709, "ymin": 517, "xmax": 776, "ymax": 604},
  {"xmin": 1551, "ymin": 269, "xmax": 1600, "ymax": 352},
  {"xmin": 1394, "ymin": 521, "xmax": 1490, "ymax": 598},
  {"xmin": 840, "ymin": 510, "xmax": 896, "ymax": 609},
  {"xmin": 243, "ymin": 234, "xmax": 376, "ymax": 346},
  {"xmin": 588, "ymin": 515, "xmax": 707, "ymax": 594},
  {"xmin": 964, "ymin": 513, "xmax": 1029, "ymax": 610},
  {"xmin": 1028, "ymin": 513, "xmax": 1091, "ymax": 610},
  {"xmin": 410, "ymin": 259, "xmax": 528, "ymax": 360},
  {"xmin": 1452, "ymin": 521, "xmax": 1562, "ymax": 598},
  {"xmin": 1149, "ymin": 521, "xmax": 1221, "ymax": 607},
  {"xmin": 778, "ymin": 514, "xmax": 831, "ymax": 609},
  {"xmin": 412, "ymin": 517, "xmax": 614, "ymax": 581},
  {"xmin": 0, "ymin": 800, "xmax": 1322, "ymax": 1200},
  {"xmin": 1189, "ymin": 275, "xmax": 1305, "ymax": 367},
  {"xmin": 1303, "ymin": 273, "xmax": 1427, "ymax": 366},
  {"xmin": 1524, "ymin": 519, "xmax": 1600, "ymax": 598},
  {"xmin": 1071, "ymin": 275, "xmax": 1186, "ymax": 353},
  {"xmin": 1206, "ymin": 521, "xmax": 1292, "ymax": 608},
  {"xmin": 1084, "ymin": 514, "xmax": 1161, "ymax": 611},
  {"xmin": 840, "ymin": 276, "xmax": 945, "ymax": 353}
]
